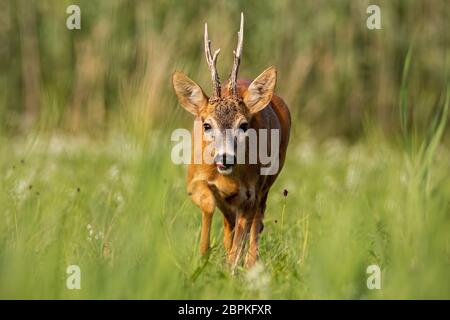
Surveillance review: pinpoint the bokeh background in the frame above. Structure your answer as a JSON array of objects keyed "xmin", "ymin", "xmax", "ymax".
[
  {"xmin": 0, "ymin": 0, "xmax": 449, "ymax": 299},
  {"xmin": 1, "ymin": 0, "xmax": 449, "ymax": 138}
]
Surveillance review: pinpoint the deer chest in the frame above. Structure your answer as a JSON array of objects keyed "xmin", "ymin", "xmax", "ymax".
[{"xmin": 208, "ymin": 176, "xmax": 256, "ymax": 208}]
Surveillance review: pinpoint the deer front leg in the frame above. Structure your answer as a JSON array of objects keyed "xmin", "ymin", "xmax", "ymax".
[
  {"xmin": 245, "ymin": 194, "xmax": 267, "ymax": 268},
  {"xmin": 200, "ymin": 210, "xmax": 213, "ymax": 256},
  {"xmin": 244, "ymin": 210, "xmax": 263, "ymax": 268},
  {"xmin": 217, "ymin": 205, "xmax": 236, "ymax": 255},
  {"xmin": 188, "ymin": 180, "xmax": 216, "ymax": 257},
  {"xmin": 227, "ymin": 211, "xmax": 252, "ymax": 271},
  {"xmin": 223, "ymin": 216, "xmax": 234, "ymax": 253}
]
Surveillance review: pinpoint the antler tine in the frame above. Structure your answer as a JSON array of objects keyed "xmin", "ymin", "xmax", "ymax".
[
  {"xmin": 204, "ymin": 23, "xmax": 221, "ymax": 98},
  {"xmin": 229, "ymin": 12, "xmax": 244, "ymax": 96}
]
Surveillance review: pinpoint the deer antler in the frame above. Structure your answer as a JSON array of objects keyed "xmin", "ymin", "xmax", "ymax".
[
  {"xmin": 229, "ymin": 12, "xmax": 244, "ymax": 97},
  {"xmin": 204, "ymin": 23, "xmax": 221, "ymax": 98}
]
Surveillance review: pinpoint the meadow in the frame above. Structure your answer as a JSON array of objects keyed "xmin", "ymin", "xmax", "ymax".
[
  {"xmin": 1, "ymin": 120, "xmax": 449, "ymax": 299},
  {"xmin": 0, "ymin": 0, "xmax": 449, "ymax": 299}
]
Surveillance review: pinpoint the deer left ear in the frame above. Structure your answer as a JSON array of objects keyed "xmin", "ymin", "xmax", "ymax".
[{"xmin": 244, "ymin": 66, "xmax": 277, "ymax": 114}]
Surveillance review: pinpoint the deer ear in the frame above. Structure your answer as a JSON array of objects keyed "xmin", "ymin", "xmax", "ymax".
[
  {"xmin": 244, "ymin": 67, "xmax": 277, "ymax": 114},
  {"xmin": 172, "ymin": 71, "xmax": 208, "ymax": 115}
]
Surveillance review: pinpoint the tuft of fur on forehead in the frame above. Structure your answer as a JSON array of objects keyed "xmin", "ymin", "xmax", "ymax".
[{"xmin": 204, "ymin": 97, "xmax": 247, "ymax": 128}]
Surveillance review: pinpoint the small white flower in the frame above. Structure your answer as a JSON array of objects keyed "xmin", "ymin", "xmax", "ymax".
[
  {"xmin": 345, "ymin": 166, "xmax": 360, "ymax": 190},
  {"xmin": 115, "ymin": 193, "xmax": 124, "ymax": 207},
  {"xmin": 245, "ymin": 262, "xmax": 271, "ymax": 296},
  {"xmin": 296, "ymin": 141, "xmax": 316, "ymax": 164},
  {"xmin": 109, "ymin": 165, "xmax": 120, "ymax": 179}
]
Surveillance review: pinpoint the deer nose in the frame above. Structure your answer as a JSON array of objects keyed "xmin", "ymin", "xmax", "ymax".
[{"xmin": 214, "ymin": 154, "xmax": 236, "ymax": 167}]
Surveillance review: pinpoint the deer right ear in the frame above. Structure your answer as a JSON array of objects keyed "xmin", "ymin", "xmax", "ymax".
[{"xmin": 172, "ymin": 71, "xmax": 208, "ymax": 115}]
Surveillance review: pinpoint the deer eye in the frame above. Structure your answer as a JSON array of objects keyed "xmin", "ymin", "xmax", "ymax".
[
  {"xmin": 239, "ymin": 122, "xmax": 249, "ymax": 132},
  {"xmin": 203, "ymin": 123, "xmax": 212, "ymax": 131}
]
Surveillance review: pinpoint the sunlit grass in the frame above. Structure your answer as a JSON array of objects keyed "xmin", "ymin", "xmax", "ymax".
[
  {"xmin": 1, "ymin": 0, "xmax": 449, "ymax": 300},
  {"xmin": 0, "ymin": 129, "xmax": 449, "ymax": 299}
]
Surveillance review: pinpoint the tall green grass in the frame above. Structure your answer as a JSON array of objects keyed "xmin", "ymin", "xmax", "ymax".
[
  {"xmin": 0, "ymin": 116, "xmax": 449, "ymax": 299},
  {"xmin": 0, "ymin": 0, "xmax": 449, "ymax": 300},
  {"xmin": 1, "ymin": 0, "xmax": 449, "ymax": 139}
]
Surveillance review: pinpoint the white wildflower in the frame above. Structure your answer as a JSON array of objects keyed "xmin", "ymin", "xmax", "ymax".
[
  {"xmin": 109, "ymin": 165, "xmax": 120, "ymax": 179},
  {"xmin": 345, "ymin": 166, "xmax": 360, "ymax": 190},
  {"xmin": 245, "ymin": 262, "xmax": 271, "ymax": 297}
]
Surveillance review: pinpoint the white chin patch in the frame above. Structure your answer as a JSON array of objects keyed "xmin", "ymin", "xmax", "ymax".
[{"xmin": 217, "ymin": 167, "xmax": 233, "ymax": 175}]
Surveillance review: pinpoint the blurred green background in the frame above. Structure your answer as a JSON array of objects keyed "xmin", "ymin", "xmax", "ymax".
[
  {"xmin": 1, "ymin": 0, "xmax": 449, "ymax": 138},
  {"xmin": 0, "ymin": 0, "xmax": 449, "ymax": 299}
]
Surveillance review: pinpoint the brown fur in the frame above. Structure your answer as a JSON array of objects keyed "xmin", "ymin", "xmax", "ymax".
[{"xmin": 182, "ymin": 78, "xmax": 291, "ymax": 269}]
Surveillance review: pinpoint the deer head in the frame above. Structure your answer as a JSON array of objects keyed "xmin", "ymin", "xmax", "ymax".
[{"xmin": 172, "ymin": 13, "xmax": 277, "ymax": 175}]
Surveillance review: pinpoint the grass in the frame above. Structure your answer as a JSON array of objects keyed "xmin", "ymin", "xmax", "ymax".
[
  {"xmin": 2, "ymin": 0, "xmax": 449, "ymax": 139},
  {"xmin": 0, "ymin": 126, "xmax": 449, "ymax": 299},
  {"xmin": 1, "ymin": 0, "xmax": 450, "ymax": 300}
]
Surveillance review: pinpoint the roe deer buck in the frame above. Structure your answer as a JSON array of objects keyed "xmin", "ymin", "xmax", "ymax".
[{"xmin": 172, "ymin": 13, "xmax": 291, "ymax": 270}]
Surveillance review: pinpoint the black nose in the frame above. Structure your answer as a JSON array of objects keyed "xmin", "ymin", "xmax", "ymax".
[{"xmin": 214, "ymin": 154, "xmax": 236, "ymax": 167}]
